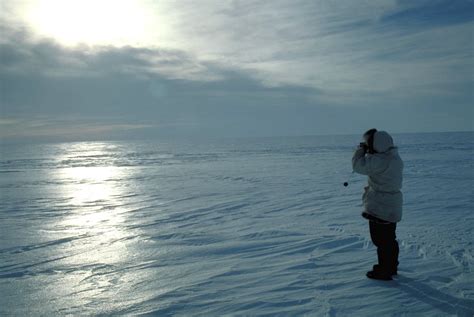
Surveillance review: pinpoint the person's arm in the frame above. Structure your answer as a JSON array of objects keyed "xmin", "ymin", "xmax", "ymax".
[{"xmin": 352, "ymin": 147, "xmax": 384, "ymax": 175}]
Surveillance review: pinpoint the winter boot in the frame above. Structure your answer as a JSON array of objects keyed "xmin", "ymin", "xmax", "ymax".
[
  {"xmin": 373, "ymin": 261, "xmax": 399, "ymax": 276},
  {"xmin": 366, "ymin": 270, "xmax": 393, "ymax": 281}
]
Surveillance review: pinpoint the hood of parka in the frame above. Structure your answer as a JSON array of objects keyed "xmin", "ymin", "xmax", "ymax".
[{"xmin": 373, "ymin": 131, "xmax": 395, "ymax": 153}]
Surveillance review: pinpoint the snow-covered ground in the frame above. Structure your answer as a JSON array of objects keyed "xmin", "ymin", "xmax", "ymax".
[{"xmin": 1, "ymin": 132, "xmax": 473, "ymax": 316}]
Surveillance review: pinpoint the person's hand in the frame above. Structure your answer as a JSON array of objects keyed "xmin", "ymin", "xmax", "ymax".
[{"xmin": 358, "ymin": 142, "xmax": 368, "ymax": 152}]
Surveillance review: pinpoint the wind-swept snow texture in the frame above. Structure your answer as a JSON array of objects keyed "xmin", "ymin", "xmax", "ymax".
[{"xmin": 1, "ymin": 132, "xmax": 473, "ymax": 316}]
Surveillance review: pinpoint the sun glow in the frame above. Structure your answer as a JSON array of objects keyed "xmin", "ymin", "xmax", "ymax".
[{"xmin": 23, "ymin": 0, "xmax": 156, "ymax": 47}]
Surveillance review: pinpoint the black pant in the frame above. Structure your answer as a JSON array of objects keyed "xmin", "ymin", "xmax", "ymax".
[{"xmin": 369, "ymin": 220, "xmax": 399, "ymax": 272}]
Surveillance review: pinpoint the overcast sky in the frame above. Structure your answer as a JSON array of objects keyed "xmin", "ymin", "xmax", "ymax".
[{"xmin": 1, "ymin": 0, "xmax": 473, "ymax": 142}]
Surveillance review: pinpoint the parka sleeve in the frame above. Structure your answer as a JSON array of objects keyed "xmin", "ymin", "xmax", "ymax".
[{"xmin": 352, "ymin": 148, "xmax": 385, "ymax": 175}]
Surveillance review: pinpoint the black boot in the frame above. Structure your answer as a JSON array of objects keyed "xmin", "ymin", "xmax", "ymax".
[
  {"xmin": 366, "ymin": 269, "xmax": 393, "ymax": 280},
  {"xmin": 373, "ymin": 261, "xmax": 398, "ymax": 275}
]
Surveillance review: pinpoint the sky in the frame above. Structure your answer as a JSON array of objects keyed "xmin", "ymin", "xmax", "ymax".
[{"xmin": 0, "ymin": 0, "xmax": 473, "ymax": 142}]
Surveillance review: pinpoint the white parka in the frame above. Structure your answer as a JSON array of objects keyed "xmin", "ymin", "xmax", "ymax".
[{"xmin": 352, "ymin": 131, "xmax": 404, "ymax": 223}]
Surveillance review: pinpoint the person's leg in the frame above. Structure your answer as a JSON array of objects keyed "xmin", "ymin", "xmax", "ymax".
[
  {"xmin": 369, "ymin": 220, "xmax": 399, "ymax": 273},
  {"xmin": 391, "ymin": 223, "xmax": 399, "ymax": 272},
  {"xmin": 369, "ymin": 220, "xmax": 383, "ymax": 265},
  {"xmin": 377, "ymin": 222, "xmax": 398, "ymax": 273},
  {"xmin": 367, "ymin": 220, "xmax": 393, "ymax": 280}
]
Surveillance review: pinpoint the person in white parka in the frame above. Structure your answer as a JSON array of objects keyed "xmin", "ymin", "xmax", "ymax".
[{"xmin": 352, "ymin": 129, "xmax": 404, "ymax": 280}]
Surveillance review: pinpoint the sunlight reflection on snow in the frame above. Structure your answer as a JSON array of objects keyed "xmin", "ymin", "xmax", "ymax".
[
  {"xmin": 52, "ymin": 142, "xmax": 137, "ymax": 274},
  {"xmin": 62, "ymin": 166, "xmax": 120, "ymax": 205}
]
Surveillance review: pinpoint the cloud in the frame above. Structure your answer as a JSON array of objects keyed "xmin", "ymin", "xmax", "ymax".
[
  {"xmin": 0, "ymin": 0, "xmax": 473, "ymax": 141},
  {"xmin": 0, "ymin": 25, "xmax": 331, "ymax": 139},
  {"xmin": 143, "ymin": 0, "xmax": 472, "ymax": 97}
]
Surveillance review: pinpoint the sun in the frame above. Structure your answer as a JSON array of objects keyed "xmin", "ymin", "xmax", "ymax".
[{"xmin": 23, "ymin": 0, "xmax": 157, "ymax": 47}]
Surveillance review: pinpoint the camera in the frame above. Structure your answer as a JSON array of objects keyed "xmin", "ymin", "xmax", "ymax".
[{"xmin": 359, "ymin": 142, "xmax": 368, "ymax": 151}]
